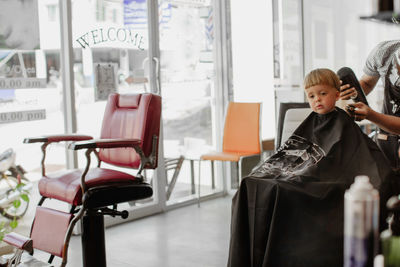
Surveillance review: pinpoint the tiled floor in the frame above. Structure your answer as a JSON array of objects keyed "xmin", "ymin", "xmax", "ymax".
[{"xmin": 20, "ymin": 193, "xmax": 233, "ymax": 267}]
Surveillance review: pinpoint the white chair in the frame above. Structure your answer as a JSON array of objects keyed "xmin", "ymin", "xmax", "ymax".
[{"xmin": 275, "ymin": 102, "xmax": 311, "ymax": 150}]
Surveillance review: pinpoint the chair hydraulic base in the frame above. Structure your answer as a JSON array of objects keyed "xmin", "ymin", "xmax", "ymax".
[
  {"xmin": 81, "ymin": 206, "xmax": 129, "ymax": 267},
  {"xmin": 81, "ymin": 210, "xmax": 107, "ymax": 267}
]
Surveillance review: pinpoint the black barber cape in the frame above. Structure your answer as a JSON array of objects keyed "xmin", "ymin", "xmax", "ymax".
[{"xmin": 227, "ymin": 108, "xmax": 400, "ymax": 267}]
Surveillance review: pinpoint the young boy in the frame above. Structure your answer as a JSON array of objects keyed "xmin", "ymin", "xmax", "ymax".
[{"xmin": 304, "ymin": 68, "xmax": 341, "ymax": 114}]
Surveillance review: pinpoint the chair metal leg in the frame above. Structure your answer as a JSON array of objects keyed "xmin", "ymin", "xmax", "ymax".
[
  {"xmin": 81, "ymin": 211, "xmax": 106, "ymax": 267},
  {"xmin": 190, "ymin": 159, "xmax": 195, "ymax": 194},
  {"xmin": 230, "ymin": 161, "xmax": 240, "ymax": 189},
  {"xmin": 211, "ymin": 161, "xmax": 215, "ymax": 189},
  {"xmin": 165, "ymin": 157, "xmax": 184, "ymax": 200},
  {"xmin": 198, "ymin": 160, "xmax": 201, "ymax": 207},
  {"xmin": 7, "ymin": 249, "xmax": 23, "ymax": 267},
  {"xmin": 236, "ymin": 161, "xmax": 240, "ymax": 185}
]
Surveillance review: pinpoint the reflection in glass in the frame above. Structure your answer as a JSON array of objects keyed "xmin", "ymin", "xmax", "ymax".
[
  {"xmin": 159, "ymin": 0, "xmax": 222, "ymax": 204},
  {"xmin": 0, "ymin": 0, "xmax": 64, "ymax": 174}
]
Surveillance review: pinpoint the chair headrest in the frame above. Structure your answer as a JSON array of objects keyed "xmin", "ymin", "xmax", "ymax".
[{"xmin": 118, "ymin": 94, "xmax": 141, "ymax": 108}]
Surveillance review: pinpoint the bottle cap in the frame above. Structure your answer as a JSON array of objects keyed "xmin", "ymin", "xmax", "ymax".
[
  {"xmin": 387, "ymin": 195, "xmax": 400, "ymax": 211},
  {"xmin": 387, "ymin": 195, "xmax": 400, "ymax": 236},
  {"xmin": 349, "ymin": 175, "xmax": 373, "ymax": 193}
]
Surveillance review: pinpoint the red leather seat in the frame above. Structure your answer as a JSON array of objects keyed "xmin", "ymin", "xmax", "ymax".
[
  {"xmin": 39, "ymin": 168, "xmax": 137, "ymax": 205},
  {"xmin": 2, "ymin": 93, "xmax": 161, "ymax": 267}
]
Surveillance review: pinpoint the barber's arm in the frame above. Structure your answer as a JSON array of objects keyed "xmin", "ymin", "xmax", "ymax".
[
  {"xmin": 339, "ymin": 75, "xmax": 379, "ymax": 100},
  {"xmin": 352, "ymin": 102, "xmax": 400, "ymax": 135},
  {"xmin": 359, "ymin": 75, "xmax": 379, "ymax": 95}
]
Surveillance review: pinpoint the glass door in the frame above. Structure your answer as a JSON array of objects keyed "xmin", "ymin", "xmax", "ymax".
[
  {"xmin": 158, "ymin": 0, "xmax": 225, "ymax": 206},
  {"xmin": 67, "ymin": 0, "xmax": 165, "ymax": 223},
  {"xmin": 70, "ymin": 0, "xmax": 228, "ymax": 219}
]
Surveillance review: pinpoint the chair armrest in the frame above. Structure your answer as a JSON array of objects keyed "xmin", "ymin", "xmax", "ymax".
[
  {"xmin": 24, "ymin": 134, "xmax": 93, "ymax": 144},
  {"xmin": 69, "ymin": 138, "xmax": 142, "ymax": 150},
  {"xmin": 24, "ymin": 134, "xmax": 94, "ymax": 177}
]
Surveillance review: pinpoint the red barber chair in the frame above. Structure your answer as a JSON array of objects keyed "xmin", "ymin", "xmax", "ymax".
[{"xmin": 2, "ymin": 93, "xmax": 161, "ymax": 267}]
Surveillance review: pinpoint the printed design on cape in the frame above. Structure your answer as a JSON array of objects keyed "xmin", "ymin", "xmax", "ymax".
[{"xmin": 251, "ymin": 135, "xmax": 325, "ymax": 178}]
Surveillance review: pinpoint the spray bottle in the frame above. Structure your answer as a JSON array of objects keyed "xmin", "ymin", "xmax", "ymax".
[
  {"xmin": 344, "ymin": 175, "xmax": 379, "ymax": 267},
  {"xmin": 381, "ymin": 195, "xmax": 400, "ymax": 267}
]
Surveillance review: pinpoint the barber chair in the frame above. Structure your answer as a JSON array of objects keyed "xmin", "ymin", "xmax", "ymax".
[{"xmin": 1, "ymin": 93, "xmax": 161, "ymax": 267}]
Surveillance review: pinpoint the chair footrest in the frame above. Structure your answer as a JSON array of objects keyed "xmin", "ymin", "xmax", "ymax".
[
  {"xmin": 3, "ymin": 232, "xmax": 33, "ymax": 253},
  {"xmin": 31, "ymin": 207, "xmax": 74, "ymax": 258}
]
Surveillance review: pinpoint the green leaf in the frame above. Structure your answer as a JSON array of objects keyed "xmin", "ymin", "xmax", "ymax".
[
  {"xmin": 20, "ymin": 194, "xmax": 29, "ymax": 202},
  {"xmin": 0, "ymin": 227, "xmax": 6, "ymax": 234},
  {"xmin": 13, "ymin": 199, "xmax": 21, "ymax": 209},
  {"xmin": 15, "ymin": 183, "xmax": 24, "ymax": 190},
  {"xmin": 0, "ymin": 221, "xmax": 8, "ymax": 241},
  {"xmin": 9, "ymin": 219, "xmax": 18, "ymax": 229}
]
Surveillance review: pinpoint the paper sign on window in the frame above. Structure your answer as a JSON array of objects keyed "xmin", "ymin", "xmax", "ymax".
[{"xmin": 94, "ymin": 63, "xmax": 118, "ymax": 101}]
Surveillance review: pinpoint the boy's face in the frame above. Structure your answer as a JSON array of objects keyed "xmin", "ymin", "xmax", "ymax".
[{"xmin": 305, "ymin": 84, "xmax": 339, "ymax": 114}]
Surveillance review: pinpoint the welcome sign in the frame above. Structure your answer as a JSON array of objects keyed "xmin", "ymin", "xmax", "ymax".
[{"xmin": 75, "ymin": 27, "xmax": 146, "ymax": 50}]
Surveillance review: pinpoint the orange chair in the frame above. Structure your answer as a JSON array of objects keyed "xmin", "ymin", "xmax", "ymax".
[{"xmin": 199, "ymin": 102, "xmax": 262, "ymax": 201}]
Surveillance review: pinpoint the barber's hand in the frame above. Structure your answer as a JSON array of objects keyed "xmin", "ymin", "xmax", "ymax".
[
  {"xmin": 351, "ymin": 102, "xmax": 370, "ymax": 121},
  {"xmin": 340, "ymin": 80, "xmax": 358, "ymax": 100}
]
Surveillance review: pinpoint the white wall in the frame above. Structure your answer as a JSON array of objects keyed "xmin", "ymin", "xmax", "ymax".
[
  {"xmin": 230, "ymin": 0, "xmax": 400, "ymax": 141},
  {"xmin": 230, "ymin": 0, "xmax": 275, "ymax": 139},
  {"xmin": 273, "ymin": 0, "xmax": 306, "ymax": 127},
  {"xmin": 303, "ymin": 0, "xmax": 400, "ymax": 111}
]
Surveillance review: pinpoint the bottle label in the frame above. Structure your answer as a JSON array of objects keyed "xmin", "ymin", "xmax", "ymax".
[
  {"xmin": 344, "ymin": 233, "xmax": 374, "ymax": 267},
  {"xmin": 344, "ymin": 192, "xmax": 379, "ymax": 267}
]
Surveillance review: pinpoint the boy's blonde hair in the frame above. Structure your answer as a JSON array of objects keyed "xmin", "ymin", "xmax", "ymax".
[{"xmin": 304, "ymin": 68, "xmax": 340, "ymax": 91}]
